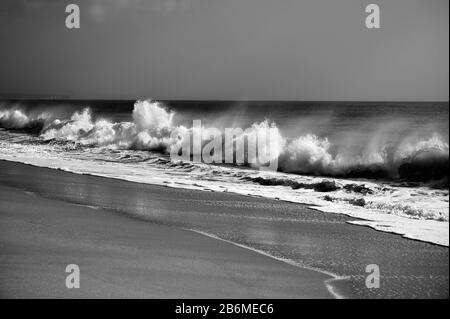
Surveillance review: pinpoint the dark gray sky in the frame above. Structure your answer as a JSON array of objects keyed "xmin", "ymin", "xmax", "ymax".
[{"xmin": 0, "ymin": 0, "xmax": 448, "ymax": 100}]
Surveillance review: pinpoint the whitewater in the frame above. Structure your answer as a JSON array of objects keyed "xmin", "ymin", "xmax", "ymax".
[{"xmin": 0, "ymin": 99, "xmax": 448, "ymax": 246}]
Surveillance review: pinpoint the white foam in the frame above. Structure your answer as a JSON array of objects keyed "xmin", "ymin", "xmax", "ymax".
[
  {"xmin": 0, "ymin": 132, "xmax": 448, "ymax": 246},
  {"xmin": 3, "ymin": 99, "xmax": 448, "ymax": 180}
]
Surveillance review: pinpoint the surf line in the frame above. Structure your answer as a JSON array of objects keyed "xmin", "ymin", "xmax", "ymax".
[{"xmin": 186, "ymin": 228, "xmax": 349, "ymax": 299}]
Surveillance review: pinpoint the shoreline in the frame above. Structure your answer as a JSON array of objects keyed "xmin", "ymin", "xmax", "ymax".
[
  {"xmin": 0, "ymin": 160, "xmax": 448, "ymax": 298},
  {"xmin": 0, "ymin": 183, "xmax": 333, "ymax": 298},
  {"xmin": 0, "ymin": 154, "xmax": 447, "ymax": 247},
  {"xmin": 187, "ymin": 229, "xmax": 348, "ymax": 299}
]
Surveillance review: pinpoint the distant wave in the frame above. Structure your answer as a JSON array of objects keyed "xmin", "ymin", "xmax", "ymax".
[
  {"xmin": 1, "ymin": 99, "xmax": 448, "ymax": 184},
  {"xmin": 0, "ymin": 107, "xmax": 49, "ymax": 133}
]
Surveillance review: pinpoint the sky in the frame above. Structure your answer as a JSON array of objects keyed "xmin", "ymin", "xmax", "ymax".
[{"xmin": 0, "ymin": 0, "xmax": 448, "ymax": 100}]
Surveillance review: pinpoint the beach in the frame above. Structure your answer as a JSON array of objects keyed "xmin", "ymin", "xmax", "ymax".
[
  {"xmin": 0, "ymin": 160, "xmax": 448, "ymax": 298},
  {"xmin": 0, "ymin": 181, "xmax": 332, "ymax": 299},
  {"xmin": 1, "ymin": 0, "xmax": 449, "ymax": 302}
]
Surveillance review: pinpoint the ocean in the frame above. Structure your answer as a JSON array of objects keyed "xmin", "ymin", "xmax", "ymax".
[{"xmin": 0, "ymin": 99, "xmax": 448, "ymax": 248}]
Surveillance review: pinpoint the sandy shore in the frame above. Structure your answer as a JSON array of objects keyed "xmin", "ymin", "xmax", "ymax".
[
  {"xmin": 0, "ymin": 183, "xmax": 331, "ymax": 298},
  {"xmin": 0, "ymin": 160, "xmax": 448, "ymax": 298}
]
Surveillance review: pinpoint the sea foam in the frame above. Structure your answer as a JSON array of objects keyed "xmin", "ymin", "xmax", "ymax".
[
  {"xmin": 0, "ymin": 99, "xmax": 448, "ymax": 245},
  {"xmin": 1, "ymin": 99, "xmax": 448, "ymax": 182}
]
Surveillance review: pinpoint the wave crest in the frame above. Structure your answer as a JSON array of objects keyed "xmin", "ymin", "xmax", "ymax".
[
  {"xmin": 279, "ymin": 132, "xmax": 448, "ymax": 182},
  {"xmin": 1, "ymin": 99, "xmax": 448, "ymax": 183}
]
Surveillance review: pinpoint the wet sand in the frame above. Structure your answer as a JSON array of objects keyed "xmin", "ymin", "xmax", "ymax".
[
  {"xmin": 0, "ymin": 160, "xmax": 448, "ymax": 298},
  {"xmin": 0, "ymin": 184, "xmax": 332, "ymax": 298}
]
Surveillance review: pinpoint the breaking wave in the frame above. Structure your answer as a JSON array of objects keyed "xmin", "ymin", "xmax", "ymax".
[
  {"xmin": 278, "ymin": 132, "xmax": 449, "ymax": 183},
  {"xmin": 0, "ymin": 107, "xmax": 51, "ymax": 133},
  {"xmin": 1, "ymin": 99, "xmax": 448, "ymax": 184}
]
